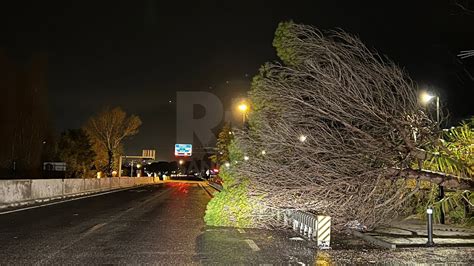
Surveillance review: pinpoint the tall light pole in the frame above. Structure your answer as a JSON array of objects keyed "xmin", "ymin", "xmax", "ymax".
[
  {"xmin": 420, "ymin": 91, "xmax": 440, "ymax": 126},
  {"xmin": 420, "ymin": 91, "xmax": 444, "ymax": 224},
  {"xmin": 238, "ymin": 102, "xmax": 248, "ymax": 124}
]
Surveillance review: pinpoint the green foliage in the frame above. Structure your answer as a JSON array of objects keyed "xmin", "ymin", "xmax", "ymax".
[
  {"xmin": 273, "ymin": 21, "xmax": 301, "ymax": 66},
  {"xmin": 209, "ymin": 123, "xmax": 234, "ymax": 165},
  {"xmin": 413, "ymin": 187, "xmax": 473, "ymax": 225},
  {"xmin": 422, "ymin": 118, "xmax": 474, "ymax": 178},
  {"xmin": 204, "ymin": 176, "xmax": 255, "ymax": 228},
  {"xmin": 414, "ymin": 117, "xmax": 474, "ymax": 225},
  {"xmin": 205, "ymin": 140, "xmax": 256, "ymax": 227},
  {"xmin": 58, "ymin": 129, "xmax": 95, "ymax": 178}
]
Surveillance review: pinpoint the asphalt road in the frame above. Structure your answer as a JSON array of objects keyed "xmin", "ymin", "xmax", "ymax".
[{"xmin": 0, "ymin": 181, "xmax": 316, "ymax": 264}]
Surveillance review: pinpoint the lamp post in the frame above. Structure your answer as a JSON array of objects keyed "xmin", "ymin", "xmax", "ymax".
[
  {"xmin": 238, "ymin": 103, "xmax": 248, "ymax": 124},
  {"xmin": 426, "ymin": 207, "xmax": 435, "ymax": 246},
  {"xmin": 420, "ymin": 91, "xmax": 440, "ymax": 126},
  {"xmin": 420, "ymin": 91, "xmax": 445, "ymax": 224}
]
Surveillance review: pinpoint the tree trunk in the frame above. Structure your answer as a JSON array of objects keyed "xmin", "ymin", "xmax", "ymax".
[
  {"xmin": 388, "ymin": 168, "xmax": 474, "ymax": 190},
  {"xmin": 107, "ymin": 149, "xmax": 114, "ymax": 177}
]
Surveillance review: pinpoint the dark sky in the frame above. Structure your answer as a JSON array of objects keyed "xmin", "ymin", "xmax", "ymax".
[{"xmin": 1, "ymin": 1, "xmax": 473, "ymax": 161}]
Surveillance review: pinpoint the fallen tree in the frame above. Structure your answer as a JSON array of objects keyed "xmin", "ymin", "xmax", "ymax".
[{"xmin": 228, "ymin": 22, "xmax": 472, "ymax": 230}]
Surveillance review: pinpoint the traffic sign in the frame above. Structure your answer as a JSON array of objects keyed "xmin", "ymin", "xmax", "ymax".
[{"xmin": 175, "ymin": 144, "xmax": 192, "ymax": 157}]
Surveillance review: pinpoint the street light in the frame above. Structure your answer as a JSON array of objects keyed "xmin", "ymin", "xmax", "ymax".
[
  {"xmin": 238, "ymin": 103, "xmax": 248, "ymax": 124},
  {"xmin": 420, "ymin": 91, "xmax": 440, "ymax": 126},
  {"xmin": 299, "ymin": 135, "xmax": 307, "ymax": 142},
  {"xmin": 420, "ymin": 90, "xmax": 444, "ymax": 224},
  {"xmin": 179, "ymin": 159, "xmax": 184, "ymax": 165}
]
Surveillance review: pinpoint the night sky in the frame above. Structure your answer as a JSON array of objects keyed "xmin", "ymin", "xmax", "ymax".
[{"xmin": 1, "ymin": 1, "xmax": 473, "ymax": 160}]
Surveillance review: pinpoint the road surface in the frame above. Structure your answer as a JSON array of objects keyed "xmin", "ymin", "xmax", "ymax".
[
  {"xmin": 0, "ymin": 181, "xmax": 316, "ymax": 264},
  {"xmin": 1, "ymin": 181, "xmax": 472, "ymax": 264}
]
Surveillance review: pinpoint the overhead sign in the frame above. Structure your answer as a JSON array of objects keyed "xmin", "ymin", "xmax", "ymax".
[
  {"xmin": 175, "ymin": 144, "xmax": 192, "ymax": 157},
  {"xmin": 142, "ymin": 149, "xmax": 156, "ymax": 160}
]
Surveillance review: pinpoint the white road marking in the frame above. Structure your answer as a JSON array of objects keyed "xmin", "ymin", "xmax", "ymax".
[
  {"xmin": 32, "ymin": 187, "xmax": 172, "ymax": 265},
  {"xmin": 244, "ymin": 239, "xmax": 260, "ymax": 252},
  {"xmin": 0, "ymin": 185, "xmax": 156, "ymax": 216},
  {"xmin": 83, "ymin": 223, "xmax": 107, "ymax": 237}
]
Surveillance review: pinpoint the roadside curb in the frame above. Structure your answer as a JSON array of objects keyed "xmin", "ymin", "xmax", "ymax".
[
  {"xmin": 351, "ymin": 230, "xmax": 396, "ymax": 249},
  {"xmin": 351, "ymin": 229, "xmax": 474, "ymax": 249},
  {"xmin": 207, "ymin": 181, "xmax": 223, "ymax": 192},
  {"xmin": 200, "ymin": 183, "xmax": 217, "ymax": 198}
]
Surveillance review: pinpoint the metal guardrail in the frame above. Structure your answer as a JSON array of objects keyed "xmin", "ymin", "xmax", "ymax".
[
  {"xmin": 203, "ymin": 182, "xmax": 331, "ymax": 248},
  {"xmin": 207, "ymin": 181, "xmax": 223, "ymax": 192},
  {"xmin": 283, "ymin": 210, "xmax": 331, "ymax": 249}
]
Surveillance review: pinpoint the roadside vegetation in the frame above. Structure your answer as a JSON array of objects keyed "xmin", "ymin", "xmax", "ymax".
[{"xmin": 205, "ymin": 21, "xmax": 473, "ymax": 230}]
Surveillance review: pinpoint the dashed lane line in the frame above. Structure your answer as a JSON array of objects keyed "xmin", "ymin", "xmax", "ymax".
[
  {"xmin": 34, "ymin": 186, "xmax": 172, "ymax": 265},
  {"xmin": 244, "ymin": 239, "xmax": 261, "ymax": 252}
]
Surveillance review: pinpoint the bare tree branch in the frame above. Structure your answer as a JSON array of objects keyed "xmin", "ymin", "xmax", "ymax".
[{"xmin": 233, "ymin": 23, "xmax": 465, "ymax": 230}]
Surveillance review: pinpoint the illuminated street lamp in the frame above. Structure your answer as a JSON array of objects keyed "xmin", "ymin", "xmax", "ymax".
[
  {"xmin": 420, "ymin": 91, "xmax": 440, "ymax": 126},
  {"xmin": 238, "ymin": 102, "xmax": 248, "ymax": 123},
  {"xmin": 420, "ymin": 90, "xmax": 444, "ymax": 224},
  {"xmin": 299, "ymin": 135, "xmax": 307, "ymax": 142},
  {"xmin": 179, "ymin": 159, "xmax": 184, "ymax": 165}
]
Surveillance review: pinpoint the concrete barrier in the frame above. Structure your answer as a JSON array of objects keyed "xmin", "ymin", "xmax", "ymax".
[
  {"xmin": 119, "ymin": 177, "xmax": 134, "ymax": 188},
  {"xmin": 0, "ymin": 180, "xmax": 32, "ymax": 204},
  {"xmin": 84, "ymin": 178, "xmax": 101, "ymax": 192},
  {"xmin": 0, "ymin": 176, "xmax": 156, "ymax": 209},
  {"xmin": 111, "ymin": 177, "xmax": 121, "ymax": 188},
  {"xmin": 31, "ymin": 179, "xmax": 63, "ymax": 199},
  {"xmin": 135, "ymin": 177, "xmax": 152, "ymax": 185},
  {"xmin": 64, "ymin": 179, "xmax": 85, "ymax": 195},
  {"xmin": 100, "ymin": 178, "xmax": 112, "ymax": 190}
]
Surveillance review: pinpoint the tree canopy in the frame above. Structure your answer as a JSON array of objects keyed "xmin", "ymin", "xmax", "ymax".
[
  {"xmin": 227, "ymin": 22, "xmax": 472, "ymax": 229},
  {"xmin": 58, "ymin": 129, "xmax": 95, "ymax": 178},
  {"xmin": 83, "ymin": 107, "xmax": 141, "ymax": 175}
]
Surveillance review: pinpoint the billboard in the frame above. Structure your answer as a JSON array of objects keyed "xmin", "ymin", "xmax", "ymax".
[{"xmin": 175, "ymin": 144, "xmax": 192, "ymax": 157}]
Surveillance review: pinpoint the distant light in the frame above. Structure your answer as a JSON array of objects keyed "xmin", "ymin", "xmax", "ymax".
[
  {"xmin": 179, "ymin": 159, "xmax": 184, "ymax": 165},
  {"xmin": 136, "ymin": 164, "xmax": 142, "ymax": 169},
  {"xmin": 420, "ymin": 91, "xmax": 435, "ymax": 104},
  {"xmin": 169, "ymin": 100, "xmax": 172, "ymax": 103},
  {"xmin": 299, "ymin": 135, "xmax": 307, "ymax": 142},
  {"xmin": 112, "ymin": 170, "xmax": 118, "ymax": 177},
  {"xmin": 244, "ymin": 155, "xmax": 249, "ymax": 161},
  {"xmin": 261, "ymin": 150, "xmax": 266, "ymax": 155},
  {"xmin": 229, "ymin": 131, "xmax": 233, "ymax": 135},
  {"xmin": 213, "ymin": 168, "xmax": 219, "ymax": 173},
  {"xmin": 224, "ymin": 162, "xmax": 230, "ymax": 167}
]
